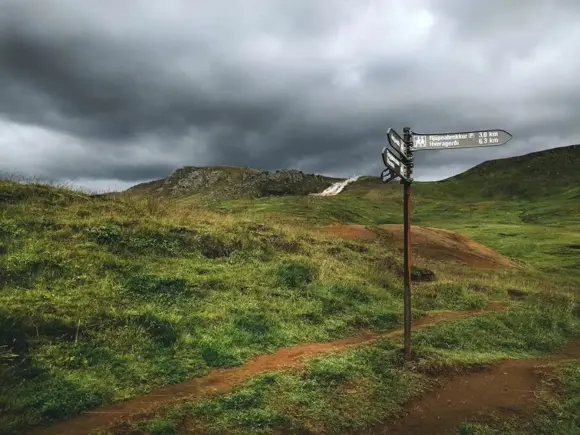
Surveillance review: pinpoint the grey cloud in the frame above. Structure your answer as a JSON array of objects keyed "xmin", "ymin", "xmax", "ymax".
[{"xmin": 1, "ymin": 0, "xmax": 579, "ymax": 187}]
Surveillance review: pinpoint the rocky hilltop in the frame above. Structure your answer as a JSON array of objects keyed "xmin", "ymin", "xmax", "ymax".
[{"xmin": 127, "ymin": 165, "xmax": 341, "ymax": 199}]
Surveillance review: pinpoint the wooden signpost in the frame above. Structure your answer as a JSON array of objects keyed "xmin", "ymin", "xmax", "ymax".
[{"xmin": 381, "ymin": 126, "xmax": 513, "ymax": 360}]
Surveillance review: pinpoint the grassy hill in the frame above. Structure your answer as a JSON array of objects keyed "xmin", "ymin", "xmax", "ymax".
[
  {"xmin": 1, "ymin": 145, "xmax": 580, "ymax": 434},
  {"xmin": 127, "ymin": 145, "xmax": 580, "ymax": 229},
  {"xmin": 435, "ymin": 144, "xmax": 580, "ymax": 199},
  {"xmin": 199, "ymin": 146, "xmax": 580, "ymax": 270},
  {"xmin": 0, "ymin": 179, "xmax": 415, "ymax": 434}
]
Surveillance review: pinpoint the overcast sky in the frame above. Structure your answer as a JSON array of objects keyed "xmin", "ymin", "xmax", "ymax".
[{"xmin": 1, "ymin": 0, "xmax": 580, "ymax": 192}]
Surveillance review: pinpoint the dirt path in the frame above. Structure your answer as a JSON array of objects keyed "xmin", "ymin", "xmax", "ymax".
[
  {"xmin": 30, "ymin": 304, "xmax": 505, "ymax": 435},
  {"xmin": 366, "ymin": 340, "xmax": 580, "ymax": 435},
  {"xmin": 321, "ymin": 224, "xmax": 517, "ymax": 268}
]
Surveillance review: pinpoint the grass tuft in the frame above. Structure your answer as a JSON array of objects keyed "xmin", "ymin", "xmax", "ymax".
[{"xmin": 275, "ymin": 260, "xmax": 317, "ymax": 289}]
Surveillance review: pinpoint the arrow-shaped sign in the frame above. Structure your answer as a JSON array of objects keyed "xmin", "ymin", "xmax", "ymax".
[
  {"xmin": 412, "ymin": 129, "xmax": 512, "ymax": 151},
  {"xmin": 387, "ymin": 127, "xmax": 409, "ymax": 160},
  {"xmin": 382, "ymin": 147, "xmax": 411, "ymax": 181},
  {"xmin": 380, "ymin": 168, "xmax": 397, "ymax": 184}
]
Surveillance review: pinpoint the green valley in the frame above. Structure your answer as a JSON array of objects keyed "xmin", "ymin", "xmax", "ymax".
[{"xmin": 1, "ymin": 145, "xmax": 579, "ymax": 435}]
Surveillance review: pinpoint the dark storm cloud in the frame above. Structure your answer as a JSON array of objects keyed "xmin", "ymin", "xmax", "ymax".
[
  {"xmin": 0, "ymin": 26, "xmax": 286, "ymax": 140},
  {"xmin": 1, "ymin": 0, "xmax": 580, "ymax": 188}
]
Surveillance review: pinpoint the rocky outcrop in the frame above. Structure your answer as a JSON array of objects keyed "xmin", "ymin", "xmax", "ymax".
[{"xmin": 127, "ymin": 166, "xmax": 340, "ymax": 199}]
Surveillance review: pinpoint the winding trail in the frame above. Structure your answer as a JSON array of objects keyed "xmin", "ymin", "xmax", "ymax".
[
  {"xmin": 30, "ymin": 303, "xmax": 505, "ymax": 435},
  {"xmin": 367, "ymin": 340, "xmax": 580, "ymax": 435}
]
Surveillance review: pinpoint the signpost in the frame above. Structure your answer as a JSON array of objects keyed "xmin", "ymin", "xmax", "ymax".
[
  {"xmin": 382, "ymin": 147, "xmax": 411, "ymax": 182},
  {"xmin": 380, "ymin": 126, "xmax": 512, "ymax": 360}
]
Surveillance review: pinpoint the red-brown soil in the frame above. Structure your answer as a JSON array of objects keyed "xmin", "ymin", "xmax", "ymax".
[
  {"xmin": 368, "ymin": 341, "xmax": 580, "ymax": 435},
  {"xmin": 321, "ymin": 224, "xmax": 517, "ymax": 268},
  {"xmin": 31, "ymin": 304, "xmax": 504, "ymax": 435}
]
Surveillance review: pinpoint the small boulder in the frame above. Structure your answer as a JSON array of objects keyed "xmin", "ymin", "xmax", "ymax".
[
  {"xmin": 411, "ymin": 267, "xmax": 435, "ymax": 282},
  {"xmin": 507, "ymin": 288, "xmax": 527, "ymax": 298}
]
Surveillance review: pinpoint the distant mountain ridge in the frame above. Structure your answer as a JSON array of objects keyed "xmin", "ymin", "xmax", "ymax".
[
  {"xmin": 126, "ymin": 144, "xmax": 580, "ymax": 201},
  {"xmin": 127, "ymin": 165, "xmax": 342, "ymax": 199}
]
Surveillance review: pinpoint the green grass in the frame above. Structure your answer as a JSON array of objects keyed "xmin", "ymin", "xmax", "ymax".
[
  {"xmin": 202, "ymin": 179, "xmax": 580, "ymax": 273},
  {"xmin": 193, "ymin": 146, "xmax": 580, "ymax": 274},
  {"xmin": 0, "ymin": 179, "xmax": 463, "ymax": 434},
  {"xmin": 118, "ymin": 293, "xmax": 580, "ymax": 435},
  {"xmin": 2, "ymin": 143, "xmax": 580, "ymax": 435}
]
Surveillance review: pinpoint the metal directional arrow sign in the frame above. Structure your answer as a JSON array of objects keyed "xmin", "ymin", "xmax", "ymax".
[
  {"xmin": 382, "ymin": 147, "xmax": 411, "ymax": 182},
  {"xmin": 387, "ymin": 127, "xmax": 409, "ymax": 160},
  {"xmin": 412, "ymin": 129, "xmax": 512, "ymax": 151},
  {"xmin": 380, "ymin": 168, "xmax": 397, "ymax": 183}
]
